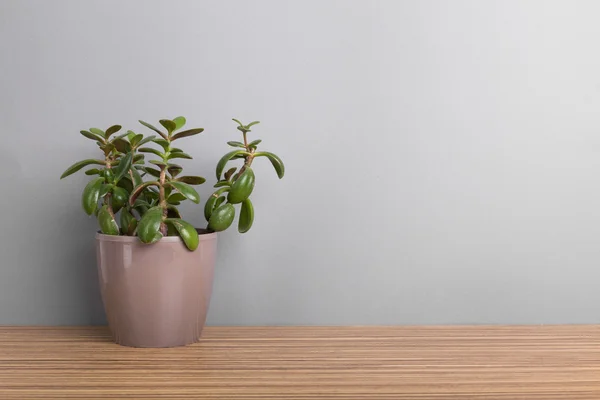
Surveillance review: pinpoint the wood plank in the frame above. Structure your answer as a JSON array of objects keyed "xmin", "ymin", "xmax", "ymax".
[{"xmin": 1, "ymin": 326, "xmax": 600, "ymax": 399}]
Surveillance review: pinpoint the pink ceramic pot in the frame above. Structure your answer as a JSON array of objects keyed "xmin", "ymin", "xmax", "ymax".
[{"xmin": 95, "ymin": 230, "xmax": 217, "ymax": 348}]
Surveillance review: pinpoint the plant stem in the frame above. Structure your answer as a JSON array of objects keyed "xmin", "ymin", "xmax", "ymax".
[
  {"xmin": 104, "ymin": 154, "xmax": 115, "ymax": 219},
  {"xmin": 235, "ymin": 132, "xmax": 254, "ymax": 179},
  {"xmin": 158, "ymin": 166, "xmax": 168, "ymax": 236}
]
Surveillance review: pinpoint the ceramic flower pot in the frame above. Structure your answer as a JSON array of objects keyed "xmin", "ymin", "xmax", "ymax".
[{"xmin": 95, "ymin": 230, "xmax": 217, "ymax": 348}]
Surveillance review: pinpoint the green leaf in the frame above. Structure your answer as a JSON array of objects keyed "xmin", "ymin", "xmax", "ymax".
[
  {"xmin": 129, "ymin": 181, "xmax": 160, "ymax": 206},
  {"xmin": 167, "ymin": 152, "xmax": 192, "ymax": 160},
  {"xmin": 133, "ymin": 154, "xmax": 145, "ymax": 164},
  {"xmin": 112, "ymin": 152, "xmax": 133, "ymax": 183},
  {"xmin": 203, "ymin": 187, "xmax": 230, "ymax": 221},
  {"xmin": 130, "ymin": 134, "xmax": 144, "ymax": 147},
  {"xmin": 139, "ymin": 147, "xmax": 165, "ymax": 158},
  {"xmin": 160, "ymin": 119, "xmax": 176, "ymax": 134},
  {"xmin": 227, "ymin": 167, "xmax": 255, "ymax": 204},
  {"xmin": 249, "ymin": 139, "xmax": 262, "ymax": 148},
  {"xmin": 166, "ymin": 181, "xmax": 200, "ymax": 204},
  {"xmin": 238, "ymin": 198, "xmax": 254, "ymax": 233},
  {"xmin": 167, "ymin": 192, "xmax": 187, "ymax": 205},
  {"xmin": 232, "ymin": 118, "xmax": 243, "ymax": 127},
  {"xmin": 165, "ymin": 218, "xmax": 199, "ymax": 251},
  {"xmin": 215, "ymin": 150, "xmax": 249, "ymax": 180},
  {"xmin": 246, "ymin": 121, "xmax": 260, "ymax": 128},
  {"xmin": 137, "ymin": 207, "xmax": 164, "ymax": 244},
  {"xmin": 85, "ymin": 168, "xmax": 102, "ymax": 176},
  {"xmin": 170, "ymin": 147, "xmax": 184, "ymax": 153},
  {"xmin": 131, "ymin": 166, "xmax": 144, "ymax": 187},
  {"xmin": 61, "ymin": 159, "xmax": 105, "ymax": 179},
  {"xmin": 227, "ymin": 141, "xmax": 245, "ymax": 148},
  {"xmin": 171, "ymin": 128, "xmax": 204, "ymax": 141},
  {"xmin": 98, "ymin": 205, "xmax": 119, "ymax": 235},
  {"xmin": 98, "ymin": 183, "xmax": 112, "ymax": 198},
  {"xmin": 168, "ymin": 165, "xmax": 182, "ymax": 177},
  {"xmin": 214, "ymin": 196, "xmax": 226, "ymax": 208},
  {"xmin": 255, "ymin": 151, "xmax": 285, "ymax": 179},
  {"xmin": 208, "ymin": 203, "xmax": 235, "ymax": 232},
  {"xmin": 112, "ymin": 138, "xmax": 131, "ymax": 154},
  {"xmin": 139, "ymin": 120, "xmax": 167, "ymax": 139},
  {"xmin": 111, "ymin": 186, "xmax": 128, "ymax": 213},
  {"xmin": 80, "ymin": 130, "xmax": 105, "ymax": 142},
  {"xmin": 105, "ymin": 125, "xmax": 122, "ymax": 139},
  {"xmin": 90, "ymin": 128, "xmax": 105, "ymax": 137},
  {"xmin": 100, "ymin": 143, "xmax": 115, "ymax": 154},
  {"xmin": 81, "ymin": 177, "xmax": 105, "ymax": 215},
  {"xmin": 136, "ymin": 135, "xmax": 157, "ymax": 147},
  {"xmin": 173, "ymin": 116, "xmax": 186, "ymax": 130},
  {"xmin": 120, "ymin": 210, "xmax": 137, "ymax": 236},
  {"xmin": 176, "ymin": 176, "xmax": 206, "ymax": 185},
  {"xmin": 117, "ymin": 176, "xmax": 133, "ymax": 193},
  {"xmin": 144, "ymin": 167, "xmax": 161, "ymax": 178},
  {"xmin": 152, "ymin": 138, "xmax": 170, "ymax": 151},
  {"xmin": 224, "ymin": 167, "xmax": 237, "ymax": 182},
  {"xmin": 214, "ymin": 181, "xmax": 230, "ymax": 188},
  {"xmin": 150, "ymin": 160, "xmax": 167, "ymax": 168}
]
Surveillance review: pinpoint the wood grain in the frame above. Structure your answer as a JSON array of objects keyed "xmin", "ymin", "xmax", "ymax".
[{"xmin": 1, "ymin": 326, "xmax": 600, "ymax": 399}]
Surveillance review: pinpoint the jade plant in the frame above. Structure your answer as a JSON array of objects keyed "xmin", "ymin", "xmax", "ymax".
[{"xmin": 60, "ymin": 117, "xmax": 284, "ymax": 251}]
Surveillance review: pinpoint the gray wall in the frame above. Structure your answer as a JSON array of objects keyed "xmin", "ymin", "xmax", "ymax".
[{"xmin": 2, "ymin": 0, "xmax": 600, "ymax": 325}]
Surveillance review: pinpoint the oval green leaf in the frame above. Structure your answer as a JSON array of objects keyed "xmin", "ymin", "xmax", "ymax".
[
  {"xmin": 227, "ymin": 167, "xmax": 255, "ymax": 204},
  {"xmin": 119, "ymin": 210, "xmax": 137, "ymax": 236},
  {"xmin": 176, "ymin": 176, "xmax": 206, "ymax": 185},
  {"xmin": 215, "ymin": 150, "xmax": 248, "ymax": 180},
  {"xmin": 111, "ymin": 186, "xmax": 128, "ymax": 213},
  {"xmin": 167, "ymin": 192, "xmax": 187, "ymax": 205},
  {"xmin": 80, "ymin": 130, "xmax": 105, "ymax": 143},
  {"xmin": 89, "ymin": 128, "xmax": 105, "ymax": 137},
  {"xmin": 144, "ymin": 167, "xmax": 161, "ymax": 178},
  {"xmin": 105, "ymin": 125, "xmax": 122, "ymax": 139},
  {"xmin": 204, "ymin": 187, "xmax": 229, "ymax": 221},
  {"xmin": 227, "ymin": 141, "xmax": 245, "ymax": 148},
  {"xmin": 255, "ymin": 151, "xmax": 285, "ymax": 179},
  {"xmin": 166, "ymin": 181, "xmax": 200, "ymax": 204},
  {"xmin": 85, "ymin": 168, "xmax": 102, "ymax": 176},
  {"xmin": 128, "ymin": 181, "xmax": 159, "ymax": 206},
  {"xmin": 168, "ymin": 165, "xmax": 183, "ymax": 177},
  {"xmin": 152, "ymin": 138, "xmax": 170, "ymax": 151},
  {"xmin": 238, "ymin": 198, "xmax": 254, "ymax": 233},
  {"xmin": 81, "ymin": 177, "xmax": 105, "ymax": 215},
  {"xmin": 137, "ymin": 207, "xmax": 164, "ymax": 244},
  {"xmin": 136, "ymin": 135, "xmax": 157, "ymax": 147},
  {"xmin": 98, "ymin": 205, "xmax": 119, "ymax": 235},
  {"xmin": 160, "ymin": 119, "xmax": 176, "ymax": 134},
  {"xmin": 171, "ymin": 128, "xmax": 204, "ymax": 141},
  {"xmin": 165, "ymin": 218, "xmax": 199, "ymax": 251},
  {"xmin": 112, "ymin": 138, "xmax": 131, "ymax": 154},
  {"xmin": 208, "ymin": 203, "xmax": 235, "ymax": 232},
  {"xmin": 138, "ymin": 147, "xmax": 165, "ymax": 158},
  {"xmin": 167, "ymin": 152, "xmax": 192, "ymax": 160},
  {"xmin": 173, "ymin": 116, "xmax": 186, "ymax": 130},
  {"xmin": 130, "ymin": 133, "xmax": 144, "ymax": 147},
  {"xmin": 60, "ymin": 159, "xmax": 105, "ymax": 179},
  {"xmin": 112, "ymin": 152, "xmax": 133, "ymax": 183},
  {"xmin": 139, "ymin": 120, "xmax": 167, "ymax": 140}
]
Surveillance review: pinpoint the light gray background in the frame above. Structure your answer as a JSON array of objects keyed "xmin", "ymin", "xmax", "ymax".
[{"xmin": 2, "ymin": 0, "xmax": 600, "ymax": 325}]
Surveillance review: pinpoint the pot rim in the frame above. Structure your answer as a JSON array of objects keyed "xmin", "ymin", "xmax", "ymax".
[{"xmin": 96, "ymin": 229, "xmax": 217, "ymax": 243}]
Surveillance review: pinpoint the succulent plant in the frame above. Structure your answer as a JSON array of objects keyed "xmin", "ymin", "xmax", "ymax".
[{"xmin": 60, "ymin": 117, "xmax": 284, "ymax": 251}]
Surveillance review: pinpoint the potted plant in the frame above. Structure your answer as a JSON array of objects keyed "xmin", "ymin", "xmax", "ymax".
[{"xmin": 60, "ymin": 117, "xmax": 284, "ymax": 347}]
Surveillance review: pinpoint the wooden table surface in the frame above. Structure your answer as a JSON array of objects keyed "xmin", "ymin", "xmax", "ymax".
[{"xmin": 1, "ymin": 326, "xmax": 600, "ymax": 399}]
